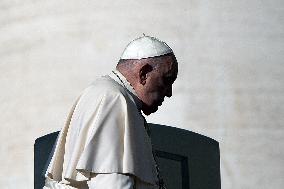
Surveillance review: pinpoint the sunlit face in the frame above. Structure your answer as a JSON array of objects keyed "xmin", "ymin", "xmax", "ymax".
[{"xmin": 140, "ymin": 54, "xmax": 178, "ymax": 115}]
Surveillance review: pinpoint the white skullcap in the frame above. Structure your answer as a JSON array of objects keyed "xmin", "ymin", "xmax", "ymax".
[{"xmin": 120, "ymin": 35, "xmax": 173, "ymax": 59}]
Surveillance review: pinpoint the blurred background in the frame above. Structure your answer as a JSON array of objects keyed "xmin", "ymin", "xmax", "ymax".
[{"xmin": 0, "ymin": 0, "xmax": 283, "ymax": 188}]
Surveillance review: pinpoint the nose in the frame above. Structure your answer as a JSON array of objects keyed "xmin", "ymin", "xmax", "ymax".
[{"xmin": 165, "ymin": 86, "xmax": 172, "ymax": 97}]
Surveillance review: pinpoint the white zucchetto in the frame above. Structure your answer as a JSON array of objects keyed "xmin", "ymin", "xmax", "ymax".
[{"xmin": 120, "ymin": 35, "xmax": 173, "ymax": 59}]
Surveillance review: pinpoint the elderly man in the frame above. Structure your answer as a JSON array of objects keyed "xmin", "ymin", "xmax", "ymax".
[{"xmin": 44, "ymin": 36, "xmax": 178, "ymax": 189}]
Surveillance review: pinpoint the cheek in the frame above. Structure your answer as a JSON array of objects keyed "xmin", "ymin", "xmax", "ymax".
[
  {"xmin": 144, "ymin": 77, "xmax": 164, "ymax": 103},
  {"xmin": 148, "ymin": 78, "xmax": 163, "ymax": 92},
  {"xmin": 143, "ymin": 90, "xmax": 160, "ymax": 106},
  {"xmin": 152, "ymin": 84, "xmax": 166, "ymax": 98}
]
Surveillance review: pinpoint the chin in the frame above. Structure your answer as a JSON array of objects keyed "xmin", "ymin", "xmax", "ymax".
[{"xmin": 142, "ymin": 105, "xmax": 159, "ymax": 115}]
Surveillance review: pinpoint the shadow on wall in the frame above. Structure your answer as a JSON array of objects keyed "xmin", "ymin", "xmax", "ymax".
[{"xmin": 34, "ymin": 124, "xmax": 221, "ymax": 189}]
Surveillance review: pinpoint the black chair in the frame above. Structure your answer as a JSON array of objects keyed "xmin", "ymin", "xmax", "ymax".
[{"xmin": 34, "ymin": 124, "xmax": 221, "ymax": 189}]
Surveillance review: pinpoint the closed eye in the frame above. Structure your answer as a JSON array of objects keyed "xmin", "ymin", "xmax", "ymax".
[{"xmin": 163, "ymin": 76, "xmax": 175, "ymax": 85}]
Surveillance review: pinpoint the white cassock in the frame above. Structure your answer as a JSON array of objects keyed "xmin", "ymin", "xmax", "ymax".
[{"xmin": 44, "ymin": 70, "xmax": 159, "ymax": 189}]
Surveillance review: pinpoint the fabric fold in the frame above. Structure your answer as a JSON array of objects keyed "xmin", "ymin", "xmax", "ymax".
[{"xmin": 46, "ymin": 76, "xmax": 158, "ymax": 186}]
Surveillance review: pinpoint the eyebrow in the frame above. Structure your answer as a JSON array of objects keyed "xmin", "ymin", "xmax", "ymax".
[
  {"xmin": 165, "ymin": 70, "xmax": 177, "ymax": 78},
  {"xmin": 164, "ymin": 75, "xmax": 177, "ymax": 84}
]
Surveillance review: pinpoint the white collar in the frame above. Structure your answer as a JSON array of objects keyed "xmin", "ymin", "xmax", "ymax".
[{"xmin": 109, "ymin": 69, "xmax": 142, "ymax": 110}]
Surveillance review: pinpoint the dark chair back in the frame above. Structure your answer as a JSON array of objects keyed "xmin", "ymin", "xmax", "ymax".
[{"xmin": 34, "ymin": 124, "xmax": 221, "ymax": 189}]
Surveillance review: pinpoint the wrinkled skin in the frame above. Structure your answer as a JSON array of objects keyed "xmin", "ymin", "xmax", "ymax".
[
  {"xmin": 136, "ymin": 54, "xmax": 178, "ymax": 115},
  {"xmin": 117, "ymin": 53, "xmax": 178, "ymax": 115}
]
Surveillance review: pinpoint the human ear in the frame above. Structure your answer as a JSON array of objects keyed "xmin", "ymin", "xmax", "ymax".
[{"xmin": 139, "ymin": 64, "xmax": 153, "ymax": 85}]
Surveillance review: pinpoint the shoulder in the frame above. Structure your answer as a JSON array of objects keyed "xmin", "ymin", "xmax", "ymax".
[
  {"xmin": 92, "ymin": 76, "xmax": 126, "ymax": 94},
  {"xmin": 79, "ymin": 76, "xmax": 129, "ymax": 105}
]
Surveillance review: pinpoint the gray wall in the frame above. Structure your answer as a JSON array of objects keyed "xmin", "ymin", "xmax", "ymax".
[{"xmin": 0, "ymin": 0, "xmax": 283, "ymax": 188}]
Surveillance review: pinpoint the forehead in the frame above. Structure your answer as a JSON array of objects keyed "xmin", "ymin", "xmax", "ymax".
[{"xmin": 157, "ymin": 55, "xmax": 178, "ymax": 76}]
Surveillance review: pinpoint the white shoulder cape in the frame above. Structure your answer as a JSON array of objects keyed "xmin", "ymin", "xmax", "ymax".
[{"xmin": 45, "ymin": 75, "xmax": 158, "ymax": 186}]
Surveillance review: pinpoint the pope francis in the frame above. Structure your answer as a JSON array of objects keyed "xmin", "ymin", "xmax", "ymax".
[{"xmin": 43, "ymin": 36, "xmax": 178, "ymax": 189}]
